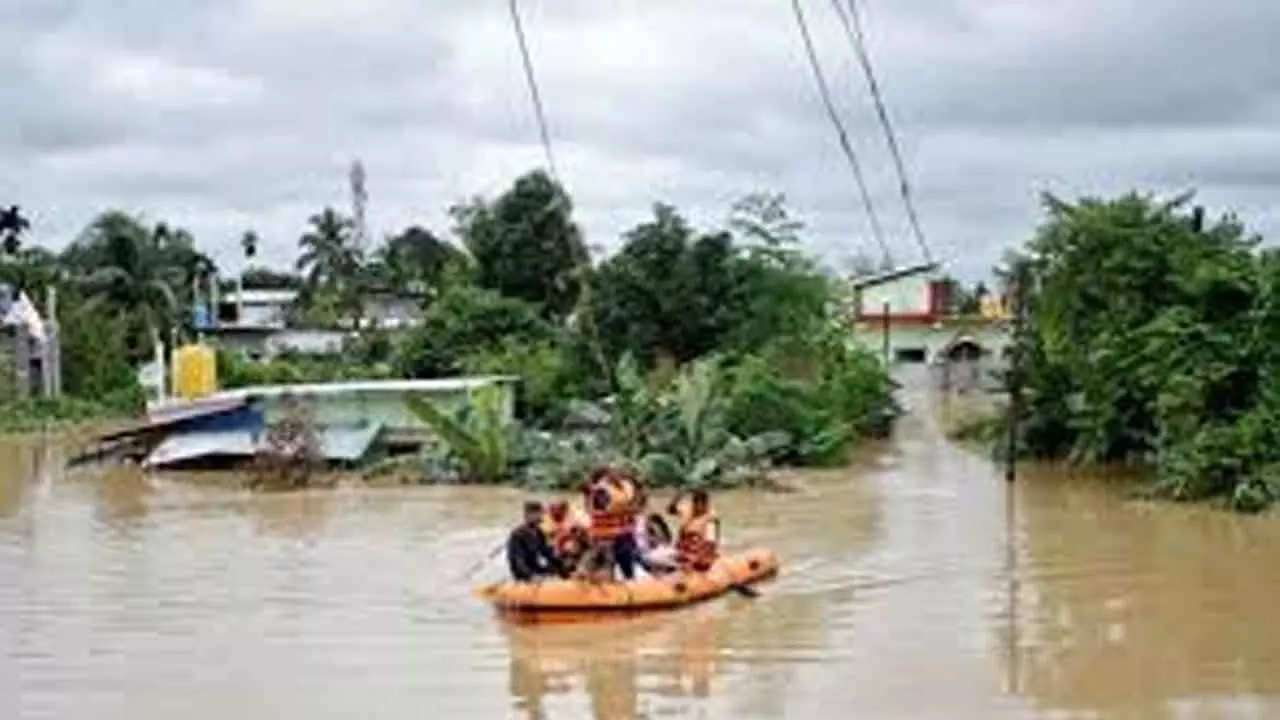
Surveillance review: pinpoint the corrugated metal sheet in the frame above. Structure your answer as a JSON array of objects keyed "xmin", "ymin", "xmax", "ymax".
[
  {"xmin": 142, "ymin": 422, "xmax": 383, "ymax": 470},
  {"xmin": 95, "ymin": 397, "xmax": 253, "ymax": 444},
  {"xmin": 221, "ymin": 376, "xmax": 517, "ymax": 399}
]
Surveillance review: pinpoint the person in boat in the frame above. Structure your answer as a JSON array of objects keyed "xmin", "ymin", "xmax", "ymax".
[
  {"xmin": 636, "ymin": 510, "xmax": 679, "ymax": 576},
  {"xmin": 628, "ymin": 489, "xmax": 678, "ymax": 576},
  {"xmin": 540, "ymin": 499, "xmax": 588, "ymax": 576},
  {"xmin": 506, "ymin": 500, "xmax": 565, "ymax": 582},
  {"xmin": 581, "ymin": 466, "xmax": 643, "ymax": 580},
  {"xmin": 667, "ymin": 489, "xmax": 720, "ymax": 572}
]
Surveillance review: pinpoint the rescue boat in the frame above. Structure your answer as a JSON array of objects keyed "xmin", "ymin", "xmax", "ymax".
[{"xmin": 474, "ymin": 547, "xmax": 779, "ymax": 613}]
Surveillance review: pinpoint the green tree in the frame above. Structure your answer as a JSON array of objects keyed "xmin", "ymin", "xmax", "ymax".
[
  {"xmin": 728, "ymin": 192, "xmax": 804, "ymax": 250},
  {"xmin": 241, "ymin": 229, "xmax": 259, "ymax": 262},
  {"xmin": 594, "ymin": 203, "xmax": 744, "ymax": 366},
  {"xmin": 0, "ymin": 247, "xmax": 61, "ymax": 296},
  {"xmin": 61, "ymin": 211, "xmax": 196, "ymax": 360},
  {"xmin": 369, "ymin": 225, "xmax": 467, "ymax": 295},
  {"xmin": 451, "ymin": 169, "xmax": 585, "ymax": 320},
  {"xmin": 58, "ymin": 291, "xmax": 141, "ymax": 407},
  {"xmin": 0, "ymin": 205, "xmax": 31, "ymax": 257},
  {"xmin": 295, "ymin": 208, "xmax": 364, "ymax": 323},
  {"xmin": 296, "ymin": 208, "xmax": 359, "ymax": 290},
  {"xmin": 240, "ymin": 267, "xmax": 302, "ymax": 290},
  {"xmin": 1010, "ymin": 191, "xmax": 1279, "ymax": 510},
  {"xmin": 392, "ymin": 284, "xmax": 555, "ymax": 379},
  {"xmin": 724, "ymin": 192, "xmax": 830, "ymax": 351}
]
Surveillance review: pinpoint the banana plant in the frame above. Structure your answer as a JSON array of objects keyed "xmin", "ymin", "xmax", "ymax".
[
  {"xmin": 607, "ymin": 353, "xmax": 662, "ymax": 459},
  {"xmin": 639, "ymin": 357, "xmax": 790, "ymax": 488},
  {"xmin": 402, "ymin": 384, "xmax": 516, "ymax": 483}
]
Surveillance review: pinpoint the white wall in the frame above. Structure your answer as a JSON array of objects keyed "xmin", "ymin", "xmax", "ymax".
[
  {"xmin": 364, "ymin": 297, "xmax": 423, "ymax": 329},
  {"xmin": 850, "ymin": 323, "xmax": 1010, "ymax": 366},
  {"xmin": 265, "ymin": 329, "xmax": 349, "ymax": 356},
  {"xmin": 238, "ymin": 302, "xmax": 289, "ymax": 328},
  {"xmin": 858, "ymin": 275, "xmax": 932, "ymax": 316}
]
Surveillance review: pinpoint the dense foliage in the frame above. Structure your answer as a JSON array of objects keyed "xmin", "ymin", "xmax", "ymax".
[
  {"xmin": 2, "ymin": 172, "xmax": 898, "ymax": 489},
  {"xmin": 450, "ymin": 170, "xmax": 585, "ymax": 320},
  {"xmin": 1007, "ymin": 191, "xmax": 1280, "ymax": 511}
]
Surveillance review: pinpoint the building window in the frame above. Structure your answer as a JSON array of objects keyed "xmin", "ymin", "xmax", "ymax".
[{"xmin": 894, "ymin": 348, "xmax": 927, "ymax": 363}]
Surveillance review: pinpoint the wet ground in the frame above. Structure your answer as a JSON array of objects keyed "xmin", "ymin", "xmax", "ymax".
[{"xmin": 4, "ymin": 380, "xmax": 1280, "ymax": 719}]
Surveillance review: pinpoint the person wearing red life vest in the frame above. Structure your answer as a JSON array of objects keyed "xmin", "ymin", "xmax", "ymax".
[
  {"xmin": 581, "ymin": 466, "xmax": 642, "ymax": 580},
  {"xmin": 667, "ymin": 489, "xmax": 720, "ymax": 572}
]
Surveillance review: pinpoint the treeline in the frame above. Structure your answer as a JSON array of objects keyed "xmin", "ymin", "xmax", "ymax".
[
  {"xmin": 0, "ymin": 171, "xmax": 897, "ymax": 469},
  {"xmin": 998, "ymin": 191, "xmax": 1280, "ymax": 512}
]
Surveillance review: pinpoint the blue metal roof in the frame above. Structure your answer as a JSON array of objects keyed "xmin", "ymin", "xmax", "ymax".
[{"xmin": 142, "ymin": 422, "xmax": 384, "ymax": 470}]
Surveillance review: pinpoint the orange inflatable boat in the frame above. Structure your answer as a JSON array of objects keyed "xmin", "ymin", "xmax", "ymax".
[{"xmin": 474, "ymin": 547, "xmax": 779, "ymax": 613}]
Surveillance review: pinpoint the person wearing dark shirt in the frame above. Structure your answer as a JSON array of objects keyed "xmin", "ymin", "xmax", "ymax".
[{"xmin": 507, "ymin": 501, "xmax": 564, "ymax": 582}]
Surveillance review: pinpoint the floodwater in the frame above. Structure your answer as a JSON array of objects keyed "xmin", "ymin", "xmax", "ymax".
[{"xmin": 4, "ymin": 380, "xmax": 1280, "ymax": 719}]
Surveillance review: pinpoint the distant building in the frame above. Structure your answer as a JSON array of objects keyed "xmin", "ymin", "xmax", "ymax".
[
  {"xmin": 218, "ymin": 288, "xmax": 297, "ymax": 329},
  {"xmin": 198, "ymin": 286, "xmax": 427, "ymax": 361},
  {"xmin": 848, "ymin": 262, "xmax": 1009, "ymax": 377},
  {"xmin": 0, "ymin": 283, "xmax": 61, "ymax": 399},
  {"xmin": 851, "ymin": 261, "xmax": 949, "ymax": 327}
]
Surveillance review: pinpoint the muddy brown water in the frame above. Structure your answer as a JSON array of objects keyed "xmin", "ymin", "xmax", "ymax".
[{"xmin": 4, "ymin": 382, "xmax": 1280, "ymax": 718}]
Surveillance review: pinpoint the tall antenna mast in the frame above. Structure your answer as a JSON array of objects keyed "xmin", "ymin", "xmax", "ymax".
[{"xmin": 349, "ymin": 159, "xmax": 368, "ymax": 252}]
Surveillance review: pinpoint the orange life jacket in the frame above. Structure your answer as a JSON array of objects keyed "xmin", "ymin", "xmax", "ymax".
[
  {"xmin": 539, "ymin": 514, "xmax": 575, "ymax": 555},
  {"xmin": 675, "ymin": 509, "xmax": 719, "ymax": 572},
  {"xmin": 586, "ymin": 476, "xmax": 637, "ymax": 542}
]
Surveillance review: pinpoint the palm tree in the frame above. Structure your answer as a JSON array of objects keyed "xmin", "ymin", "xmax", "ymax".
[
  {"xmin": 69, "ymin": 211, "xmax": 187, "ymax": 360},
  {"xmin": 297, "ymin": 209, "xmax": 360, "ymax": 287},
  {"xmin": 296, "ymin": 208, "xmax": 364, "ymax": 324},
  {"xmin": 0, "ymin": 205, "xmax": 31, "ymax": 257},
  {"xmin": 241, "ymin": 230, "xmax": 259, "ymax": 262}
]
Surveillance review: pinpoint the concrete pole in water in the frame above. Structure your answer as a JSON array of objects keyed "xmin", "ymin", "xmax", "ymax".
[
  {"xmin": 881, "ymin": 301, "xmax": 891, "ymax": 366},
  {"xmin": 1004, "ymin": 263, "xmax": 1029, "ymax": 484},
  {"xmin": 44, "ymin": 285, "xmax": 60, "ymax": 398}
]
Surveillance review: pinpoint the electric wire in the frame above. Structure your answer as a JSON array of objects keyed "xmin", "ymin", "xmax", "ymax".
[
  {"xmin": 788, "ymin": 0, "xmax": 891, "ymax": 265},
  {"xmin": 828, "ymin": 0, "xmax": 932, "ymax": 264},
  {"xmin": 507, "ymin": 0, "xmax": 560, "ymax": 182},
  {"xmin": 503, "ymin": 0, "xmax": 613, "ymax": 390}
]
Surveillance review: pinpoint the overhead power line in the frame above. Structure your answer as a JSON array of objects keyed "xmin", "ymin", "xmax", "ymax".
[
  {"xmin": 788, "ymin": 0, "xmax": 891, "ymax": 266},
  {"xmin": 828, "ymin": 0, "xmax": 932, "ymax": 264},
  {"xmin": 506, "ymin": 0, "xmax": 560, "ymax": 182}
]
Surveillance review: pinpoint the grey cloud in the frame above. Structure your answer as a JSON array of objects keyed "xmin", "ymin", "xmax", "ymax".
[{"xmin": 2, "ymin": 0, "xmax": 1279, "ymax": 284}]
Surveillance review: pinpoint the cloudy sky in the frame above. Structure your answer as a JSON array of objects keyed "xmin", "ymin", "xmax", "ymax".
[{"xmin": 4, "ymin": 0, "xmax": 1278, "ymax": 280}]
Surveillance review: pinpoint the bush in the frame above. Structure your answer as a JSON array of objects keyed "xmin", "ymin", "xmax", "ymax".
[
  {"xmin": 60, "ymin": 302, "xmax": 142, "ymax": 402},
  {"xmin": 459, "ymin": 337, "xmax": 587, "ymax": 428},
  {"xmin": 216, "ymin": 348, "xmax": 392, "ymax": 389},
  {"xmin": 722, "ymin": 335, "xmax": 896, "ymax": 466},
  {"xmin": 392, "ymin": 284, "xmax": 554, "ymax": 379},
  {"xmin": 1008, "ymin": 191, "xmax": 1280, "ymax": 511},
  {"xmin": 723, "ymin": 355, "xmax": 847, "ymax": 465},
  {"xmin": 0, "ymin": 394, "xmax": 140, "ymax": 433}
]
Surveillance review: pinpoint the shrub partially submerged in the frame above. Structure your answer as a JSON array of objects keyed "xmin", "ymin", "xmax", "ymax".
[{"xmin": 379, "ymin": 344, "xmax": 896, "ymax": 490}]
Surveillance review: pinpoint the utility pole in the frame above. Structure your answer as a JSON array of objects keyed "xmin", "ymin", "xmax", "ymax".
[
  {"xmin": 350, "ymin": 160, "xmax": 368, "ymax": 254},
  {"xmin": 1003, "ymin": 263, "xmax": 1029, "ymax": 483},
  {"xmin": 881, "ymin": 301, "xmax": 891, "ymax": 366},
  {"xmin": 348, "ymin": 159, "xmax": 369, "ymax": 330}
]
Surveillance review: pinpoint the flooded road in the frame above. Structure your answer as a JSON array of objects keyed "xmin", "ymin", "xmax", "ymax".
[{"xmin": 5, "ymin": 382, "xmax": 1280, "ymax": 718}]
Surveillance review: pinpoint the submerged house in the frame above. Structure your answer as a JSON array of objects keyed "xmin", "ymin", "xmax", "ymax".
[
  {"xmin": 848, "ymin": 262, "xmax": 951, "ymax": 363},
  {"xmin": 93, "ymin": 375, "xmax": 520, "ymax": 472},
  {"xmin": 847, "ymin": 263, "xmax": 1009, "ymax": 390}
]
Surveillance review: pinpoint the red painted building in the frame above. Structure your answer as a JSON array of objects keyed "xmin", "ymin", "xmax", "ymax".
[{"xmin": 851, "ymin": 262, "xmax": 950, "ymax": 325}]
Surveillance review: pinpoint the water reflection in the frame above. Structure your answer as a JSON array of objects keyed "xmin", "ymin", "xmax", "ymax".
[
  {"xmin": 6, "ymin": 380, "xmax": 1280, "ymax": 717},
  {"xmin": 0, "ymin": 438, "xmax": 58, "ymax": 519},
  {"xmin": 501, "ymin": 594, "xmax": 831, "ymax": 719},
  {"xmin": 91, "ymin": 466, "xmax": 157, "ymax": 530},
  {"xmin": 242, "ymin": 489, "xmax": 335, "ymax": 540},
  {"xmin": 997, "ymin": 466, "xmax": 1280, "ymax": 717}
]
